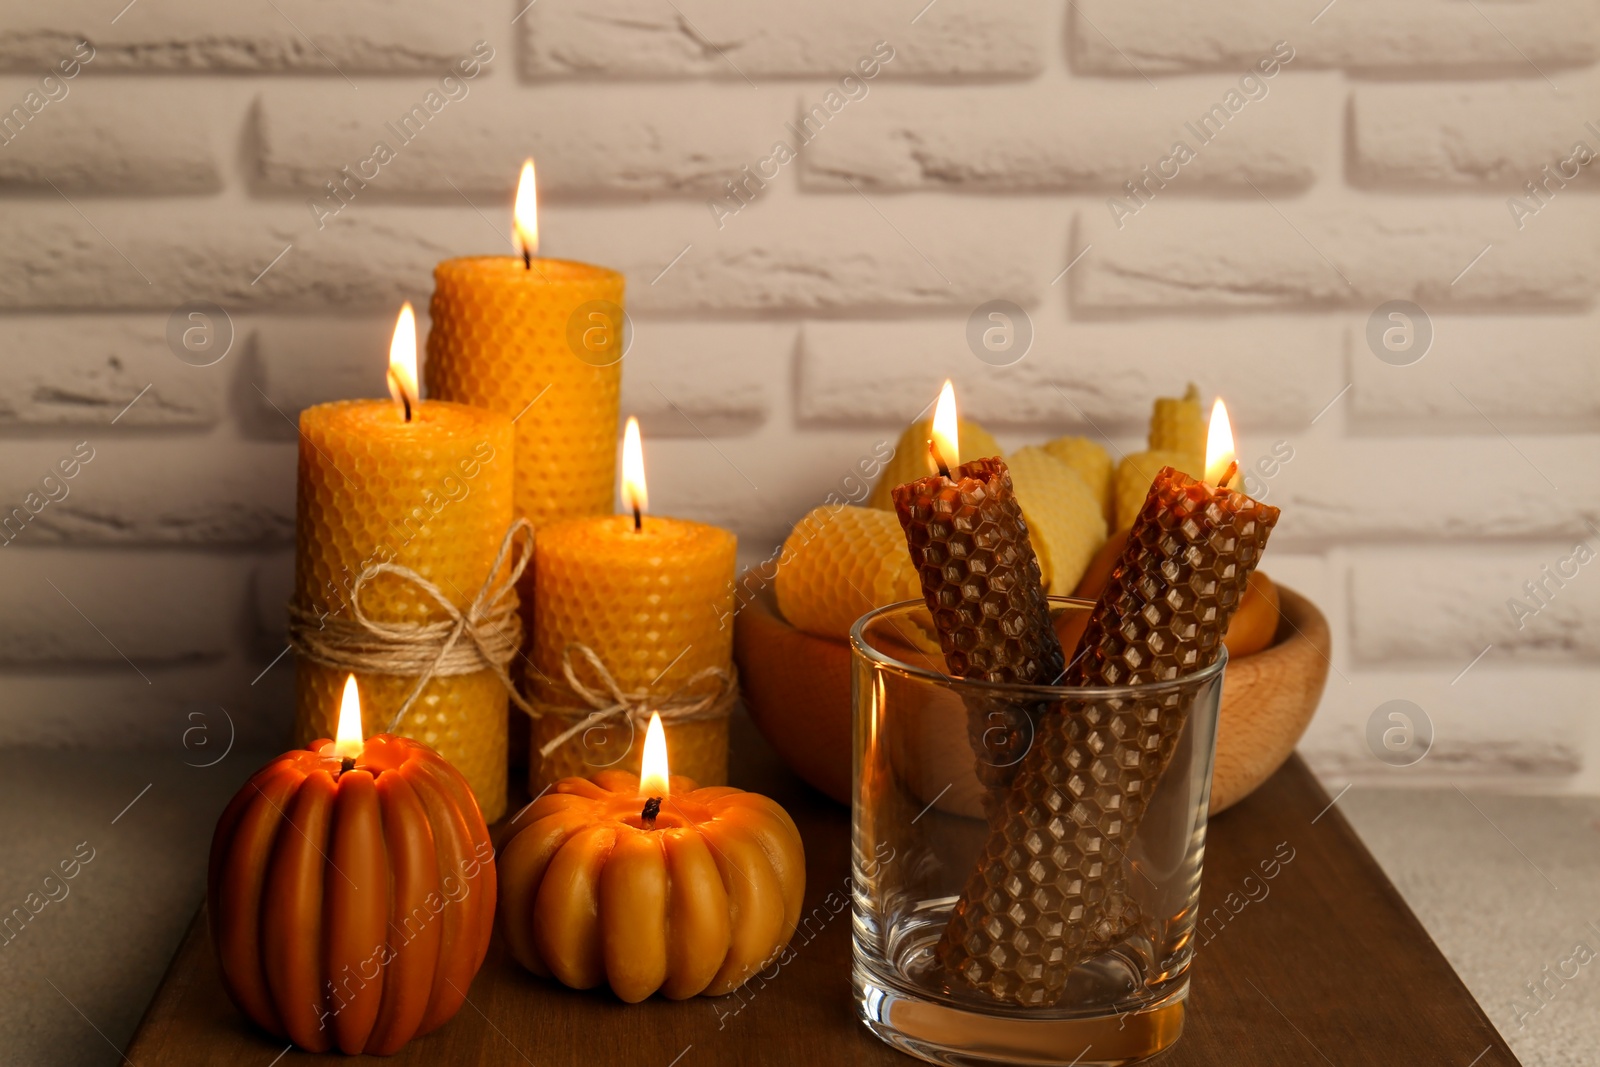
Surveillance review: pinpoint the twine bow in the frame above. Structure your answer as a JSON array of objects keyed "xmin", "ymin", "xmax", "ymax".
[
  {"xmin": 535, "ymin": 643, "xmax": 736, "ymax": 760},
  {"xmin": 287, "ymin": 518, "xmax": 537, "ymax": 731}
]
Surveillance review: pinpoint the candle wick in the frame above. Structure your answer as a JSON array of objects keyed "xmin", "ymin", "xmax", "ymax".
[
  {"xmin": 522, "ymin": 243, "xmax": 532, "ymax": 271},
  {"xmin": 929, "ymin": 439, "xmax": 951, "ymax": 479},
  {"xmin": 1218, "ymin": 460, "xmax": 1238, "ymax": 489},
  {"xmin": 632, "ymin": 504, "xmax": 642, "ymax": 532},
  {"xmin": 640, "ymin": 796, "xmax": 661, "ymax": 828},
  {"xmin": 401, "ymin": 393, "xmax": 413, "ymax": 423},
  {"xmin": 340, "ymin": 757, "xmax": 355, "ymax": 774}
]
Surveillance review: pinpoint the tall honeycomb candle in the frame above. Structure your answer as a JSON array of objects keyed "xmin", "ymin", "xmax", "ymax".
[
  {"xmin": 424, "ymin": 160, "xmax": 625, "ymax": 536},
  {"xmin": 292, "ymin": 305, "xmax": 516, "ymax": 822},
  {"xmin": 529, "ymin": 418, "xmax": 736, "ymax": 791}
]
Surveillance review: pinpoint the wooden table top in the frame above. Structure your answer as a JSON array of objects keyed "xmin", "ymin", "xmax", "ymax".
[{"xmin": 127, "ymin": 715, "xmax": 1519, "ymax": 1066}]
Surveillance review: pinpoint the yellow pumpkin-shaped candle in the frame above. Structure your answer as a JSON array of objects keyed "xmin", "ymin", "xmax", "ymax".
[{"xmin": 498, "ymin": 716, "xmax": 804, "ymax": 1003}]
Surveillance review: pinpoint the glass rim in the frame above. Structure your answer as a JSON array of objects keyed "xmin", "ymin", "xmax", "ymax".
[{"xmin": 849, "ymin": 595, "xmax": 1229, "ymax": 699}]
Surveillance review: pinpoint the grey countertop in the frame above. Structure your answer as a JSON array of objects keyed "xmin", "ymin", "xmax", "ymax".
[
  {"xmin": 0, "ymin": 747, "xmax": 270, "ymax": 1067},
  {"xmin": 1342, "ymin": 787, "xmax": 1598, "ymax": 1067},
  {"xmin": 0, "ymin": 749, "xmax": 1582, "ymax": 1066}
]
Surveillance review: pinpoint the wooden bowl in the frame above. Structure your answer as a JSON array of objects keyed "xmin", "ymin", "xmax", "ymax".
[
  {"xmin": 733, "ymin": 584, "xmax": 856, "ymax": 804},
  {"xmin": 734, "ymin": 584, "xmax": 1330, "ymax": 815},
  {"xmin": 1207, "ymin": 585, "xmax": 1330, "ymax": 813}
]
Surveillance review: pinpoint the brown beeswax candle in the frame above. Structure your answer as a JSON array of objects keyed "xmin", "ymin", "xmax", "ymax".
[
  {"xmin": 940, "ymin": 402, "xmax": 1280, "ymax": 1006},
  {"xmin": 889, "ymin": 383, "xmax": 1064, "ymax": 803}
]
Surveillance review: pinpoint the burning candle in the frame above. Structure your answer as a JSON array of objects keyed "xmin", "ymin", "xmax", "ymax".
[
  {"xmin": 210, "ymin": 675, "xmax": 497, "ymax": 1054},
  {"xmin": 328, "ymin": 674, "xmax": 365, "ymax": 761},
  {"xmin": 425, "ymin": 157, "xmax": 626, "ymax": 552},
  {"xmin": 939, "ymin": 396, "xmax": 1282, "ymax": 1006},
  {"xmin": 889, "ymin": 381, "xmax": 1064, "ymax": 795},
  {"xmin": 291, "ymin": 304, "xmax": 517, "ymax": 821},
  {"xmin": 890, "ymin": 381, "xmax": 1061, "ymax": 685},
  {"xmin": 498, "ymin": 711, "xmax": 805, "ymax": 1003},
  {"xmin": 1205, "ymin": 396, "xmax": 1238, "ymax": 486},
  {"xmin": 528, "ymin": 418, "xmax": 737, "ymax": 790}
]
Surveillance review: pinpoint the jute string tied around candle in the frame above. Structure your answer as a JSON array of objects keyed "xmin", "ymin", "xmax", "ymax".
[
  {"xmin": 286, "ymin": 518, "xmax": 537, "ymax": 731},
  {"xmin": 535, "ymin": 643, "xmax": 737, "ymax": 762}
]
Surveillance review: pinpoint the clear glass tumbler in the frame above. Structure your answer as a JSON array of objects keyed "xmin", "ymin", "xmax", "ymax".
[{"xmin": 851, "ymin": 597, "xmax": 1225, "ymax": 1067}]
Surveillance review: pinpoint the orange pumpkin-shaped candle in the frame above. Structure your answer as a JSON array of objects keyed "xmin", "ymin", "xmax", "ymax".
[
  {"xmin": 208, "ymin": 677, "xmax": 497, "ymax": 1055},
  {"xmin": 498, "ymin": 714, "xmax": 804, "ymax": 1003}
]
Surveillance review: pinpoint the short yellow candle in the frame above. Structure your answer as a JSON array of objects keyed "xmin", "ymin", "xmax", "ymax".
[
  {"xmin": 424, "ymin": 160, "xmax": 625, "ymax": 535},
  {"xmin": 292, "ymin": 305, "xmax": 516, "ymax": 821},
  {"xmin": 530, "ymin": 418, "xmax": 736, "ymax": 790}
]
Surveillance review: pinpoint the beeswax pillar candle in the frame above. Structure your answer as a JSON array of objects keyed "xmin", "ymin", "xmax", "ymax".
[
  {"xmin": 426, "ymin": 257, "xmax": 623, "ymax": 529},
  {"xmin": 293, "ymin": 306, "xmax": 516, "ymax": 821},
  {"xmin": 529, "ymin": 419, "xmax": 736, "ymax": 790},
  {"xmin": 425, "ymin": 161, "xmax": 625, "ymax": 536}
]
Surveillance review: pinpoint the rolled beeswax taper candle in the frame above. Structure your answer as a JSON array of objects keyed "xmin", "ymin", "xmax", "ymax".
[
  {"xmin": 890, "ymin": 382, "xmax": 1065, "ymax": 802},
  {"xmin": 939, "ymin": 398, "xmax": 1280, "ymax": 1006},
  {"xmin": 292, "ymin": 304, "xmax": 516, "ymax": 822}
]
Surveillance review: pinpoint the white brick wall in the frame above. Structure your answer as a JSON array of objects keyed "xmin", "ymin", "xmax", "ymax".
[
  {"xmin": 798, "ymin": 319, "xmax": 1341, "ymax": 428},
  {"xmin": 1350, "ymin": 75, "xmax": 1600, "ymax": 189},
  {"xmin": 0, "ymin": 1, "xmax": 489, "ymax": 72},
  {"xmin": 0, "ymin": 0, "xmax": 1595, "ymax": 797},
  {"xmin": 516, "ymin": 1, "xmax": 1048, "ymax": 79},
  {"xmin": 1068, "ymin": 0, "xmax": 1599, "ymax": 73},
  {"xmin": 800, "ymin": 77, "xmax": 1333, "ymax": 192},
  {"xmin": 1073, "ymin": 203, "xmax": 1600, "ymax": 310},
  {"xmin": 254, "ymin": 84, "xmax": 793, "ymax": 198},
  {"xmin": 1348, "ymin": 316, "xmax": 1600, "ymax": 429},
  {"xmin": 0, "ymin": 319, "xmax": 220, "ymax": 427},
  {"xmin": 0, "ymin": 82, "xmax": 221, "ymax": 193}
]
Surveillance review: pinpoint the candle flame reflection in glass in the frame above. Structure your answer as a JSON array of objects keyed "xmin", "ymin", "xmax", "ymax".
[
  {"xmin": 929, "ymin": 379, "xmax": 959, "ymax": 477},
  {"xmin": 513, "ymin": 158, "xmax": 538, "ymax": 263},
  {"xmin": 1205, "ymin": 397, "xmax": 1237, "ymax": 487},
  {"xmin": 621, "ymin": 415, "xmax": 648, "ymax": 527},
  {"xmin": 638, "ymin": 710, "xmax": 669, "ymax": 798},
  {"xmin": 332, "ymin": 673, "xmax": 365, "ymax": 760},
  {"xmin": 386, "ymin": 302, "xmax": 419, "ymax": 420}
]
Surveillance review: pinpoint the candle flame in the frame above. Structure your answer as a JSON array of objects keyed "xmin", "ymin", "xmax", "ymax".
[
  {"xmin": 333, "ymin": 674, "xmax": 364, "ymax": 760},
  {"xmin": 513, "ymin": 158, "xmax": 538, "ymax": 261},
  {"xmin": 639, "ymin": 711, "xmax": 669, "ymax": 798},
  {"xmin": 1205, "ymin": 397, "xmax": 1237, "ymax": 487},
  {"xmin": 386, "ymin": 302, "xmax": 419, "ymax": 419},
  {"xmin": 621, "ymin": 416, "xmax": 648, "ymax": 520},
  {"xmin": 929, "ymin": 379, "xmax": 959, "ymax": 476}
]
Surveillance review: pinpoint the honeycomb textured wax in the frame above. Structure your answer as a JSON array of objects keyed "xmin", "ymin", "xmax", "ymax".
[
  {"xmin": 869, "ymin": 417, "xmax": 1003, "ymax": 510},
  {"xmin": 531, "ymin": 514, "xmax": 736, "ymax": 790},
  {"xmin": 1005, "ymin": 446, "xmax": 1107, "ymax": 597},
  {"xmin": 1041, "ymin": 435, "xmax": 1113, "ymax": 524},
  {"xmin": 774, "ymin": 505, "xmax": 920, "ymax": 641},
  {"xmin": 1114, "ymin": 449, "xmax": 1201, "ymax": 530},
  {"xmin": 293, "ymin": 400, "xmax": 516, "ymax": 822},
  {"xmin": 891, "ymin": 457, "xmax": 1065, "ymax": 799},
  {"xmin": 1148, "ymin": 383, "xmax": 1205, "ymax": 456},
  {"xmin": 938, "ymin": 466, "xmax": 1280, "ymax": 1006}
]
